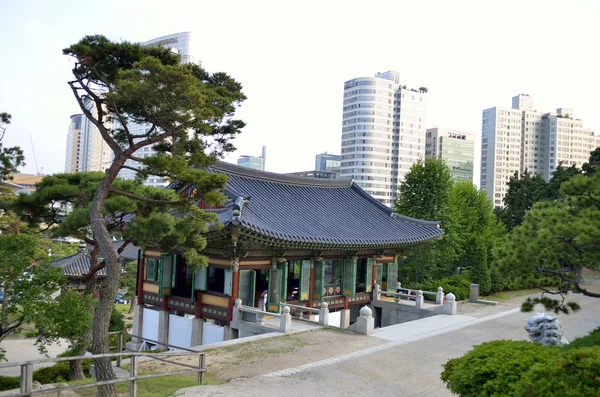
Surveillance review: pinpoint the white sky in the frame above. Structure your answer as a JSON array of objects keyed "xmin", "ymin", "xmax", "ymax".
[{"xmin": 1, "ymin": 0, "xmax": 599, "ymax": 186}]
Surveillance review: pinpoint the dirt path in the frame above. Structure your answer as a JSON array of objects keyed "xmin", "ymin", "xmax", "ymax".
[{"xmin": 139, "ymin": 329, "xmax": 387, "ymax": 381}]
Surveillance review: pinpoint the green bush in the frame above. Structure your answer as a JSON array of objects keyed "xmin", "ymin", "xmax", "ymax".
[
  {"xmin": 33, "ymin": 351, "xmax": 93, "ymax": 384},
  {"xmin": 517, "ymin": 347, "xmax": 600, "ymax": 397},
  {"xmin": 406, "ymin": 273, "xmax": 471, "ymax": 301},
  {"xmin": 0, "ymin": 375, "xmax": 20, "ymax": 391},
  {"xmin": 109, "ymin": 307, "xmax": 125, "ymax": 332},
  {"xmin": 441, "ymin": 340, "xmax": 557, "ymax": 397},
  {"xmin": 565, "ymin": 327, "xmax": 600, "ymax": 350}
]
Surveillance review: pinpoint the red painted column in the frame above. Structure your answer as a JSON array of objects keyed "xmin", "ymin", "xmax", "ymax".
[
  {"xmin": 371, "ymin": 259, "xmax": 377, "ymax": 288},
  {"xmin": 137, "ymin": 257, "xmax": 146, "ymax": 305},
  {"xmin": 161, "ymin": 295, "xmax": 168, "ymax": 311},
  {"xmin": 194, "ymin": 290, "xmax": 203, "ymax": 318},
  {"xmin": 343, "ymin": 295, "xmax": 349, "ymax": 310},
  {"xmin": 231, "ymin": 267, "xmax": 240, "ymax": 301}
]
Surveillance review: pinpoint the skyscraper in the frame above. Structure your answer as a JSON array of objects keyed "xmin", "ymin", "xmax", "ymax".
[
  {"xmin": 426, "ymin": 128, "xmax": 474, "ymax": 182},
  {"xmin": 481, "ymin": 94, "xmax": 598, "ymax": 206},
  {"xmin": 117, "ymin": 32, "xmax": 197, "ymax": 187},
  {"xmin": 340, "ymin": 70, "xmax": 427, "ymax": 206},
  {"xmin": 64, "ymin": 114, "xmax": 82, "ymax": 173}
]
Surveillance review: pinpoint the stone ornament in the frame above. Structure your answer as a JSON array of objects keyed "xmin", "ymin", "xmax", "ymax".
[{"xmin": 524, "ymin": 313, "xmax": 569, "ymax": 347}]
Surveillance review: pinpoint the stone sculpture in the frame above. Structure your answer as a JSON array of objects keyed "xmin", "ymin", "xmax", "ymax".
[{"xmin": 524, "ymin": 313, "xmax": 569, "ymax": 347}]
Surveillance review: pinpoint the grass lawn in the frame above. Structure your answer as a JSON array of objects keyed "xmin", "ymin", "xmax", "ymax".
[
  {"xmin": 483, "ymin": 287, "xmax": 551, "ymax": 301},
  {"xmin": 114, "ymin": 303, "xmax": 130, "ymax": 315}
]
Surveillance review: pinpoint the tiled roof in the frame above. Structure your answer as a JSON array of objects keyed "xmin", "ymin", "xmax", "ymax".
[
  {"xmin": 51, "ymin": 253, "xmax": 107, "ymax": 278},
  {"xmin": 194, "ymin": 162, "xmax": 443, "ymax": 249}
]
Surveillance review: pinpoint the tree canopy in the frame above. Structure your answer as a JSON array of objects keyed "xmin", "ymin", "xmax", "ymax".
[
  {"xmin": 63, "ymin": 34, "xmax": 246, "ymax": 395},
  {"xmin": 494, "ymin": 170, "xmax": 546, "ymax": 230},
  {"xmin": 395, "ymin": 157, "xmax": 452, "ymax": 221},
  {"xmin": 0, "ymin": 112, "xmax": 25, "ymax": 180}
]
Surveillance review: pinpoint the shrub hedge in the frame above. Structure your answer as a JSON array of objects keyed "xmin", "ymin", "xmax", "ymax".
[{"xmin": 0, "ymin": 376, "xmax": 20, "ymax": 392}]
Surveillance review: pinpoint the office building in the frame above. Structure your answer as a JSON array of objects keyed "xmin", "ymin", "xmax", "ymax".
[
  {"xmin": 237, "ymin": 146, "xmax": 266, "ymax": 171},
  {"xmin": 285, "ymin": 170, "xmax": 338, "ymax": 179},
  {"xmin": 426, "ymin": 128, "xmax": 474, "ymax": 182},
  {"xmin": 315, "ymin": 153, "xmax": 341, "ymax": 172},
  {"xmin": 64, "ymin": 114, "xmax": 82, "ymax": 173},
  {"xmin": 340, "ymin": 70, "xmax": 427, "ymax": 205},
  {"xmin": 481, "ymin": 94, "xmax": 598, "ymax": 206},
  {"xmin": 118, "ymin": 32, "xmax": 197, "ymax": 187}
]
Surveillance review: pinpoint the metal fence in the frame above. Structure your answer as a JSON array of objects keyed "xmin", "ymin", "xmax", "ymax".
[{"xmin": 0, "ymin": 341, "xmax": 206, "ymax": 397}]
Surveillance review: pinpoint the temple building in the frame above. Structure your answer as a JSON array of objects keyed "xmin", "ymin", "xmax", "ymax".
[{"xmin": 132, "ymin": 162, "xmax": 443, "ymax": 347}]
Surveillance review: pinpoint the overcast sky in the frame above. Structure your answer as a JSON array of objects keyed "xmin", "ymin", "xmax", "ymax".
[{"xmin": 1, "ymin": 0, "xmax": 598, "ymax": 185}]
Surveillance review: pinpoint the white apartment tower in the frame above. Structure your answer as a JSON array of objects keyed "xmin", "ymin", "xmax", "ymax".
[
  {"xmin": 340, "ymin": 71, "xmax": 427, "ymax": 206},
  {"xmin": 64, "ymin": 114, "xmax": 82, "ymax": 173},
  {"xmin": 77, "ymin": 98, "xmax": 113, "ymax": 172},
  {"xmin": 118, "ymin": 32, "xmax": 197, "ymax": 187},
  {"xmin": 481, "ymin": 94, "xmax": 598, "ymax": 206}
]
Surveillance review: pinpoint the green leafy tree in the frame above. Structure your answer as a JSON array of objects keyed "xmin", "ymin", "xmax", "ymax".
[
  {"xmin": 582, "ymin": 147, "xmax": 600, "ymax": 176},
  {"xmin": 120, "ymin": 261, "xmax": 138, "ymax": 314},
  {"xmin": 533, "ymin": 162, "xmax": 581, "ymax": 202},
  {"xmin": 0, "ymin": 113, "xmax": 25, "ymax": 180},
  {"xmin": 63, "ymin": 35, "xmax": 245, "ymax": 395},
  {"xmin": 494, "ymin": 170, "xmax": 546, "ymax": 230},
  {"xmin": 441, "ymin": 182, "xmax": 503, "ymax": 293},
  {"xmin": 395, "ymin": 157, "xmax": 453, "ymax": 221},
  {"xmin": 0, "ymin": 234, "xmax": 65, "ymax": 360}
]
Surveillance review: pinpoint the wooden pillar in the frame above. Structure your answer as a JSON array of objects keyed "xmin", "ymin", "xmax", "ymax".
[
  {"xmin": 161, "ymin": 295, "xmax": 168, "ymax": 311},
  {"xmin": 231, "ymin": 260, "xmax": 240, "ymax": 301},
  {"xmin": 371, "ymin": 255, "xmax": 377, "ymax": 288},
  {"xmin": 343, "ymin": 295, "xmax": 349, "ymax": 310},
  {"xmin": 137, "ymin": 257, "xmax": 146, "ymax": 305},
  {"xmin": 194, "ymin": 290, "xmax": 203, "ymax": 318},
  {"xmin": 308, "ymin": 261, "xmax": 315, "ymax": 308}
]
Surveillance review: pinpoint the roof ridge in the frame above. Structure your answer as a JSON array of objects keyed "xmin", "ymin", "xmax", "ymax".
[
  {"xmin": 210, "ymin": 161, "xmax": 353, "ymax": 187},
  {"xmin": 391, "ymin": 213, "xmax": 441, "ymax": 227}
]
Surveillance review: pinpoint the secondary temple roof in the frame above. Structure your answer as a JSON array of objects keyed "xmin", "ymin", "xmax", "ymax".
[{"xmin": 176, "ymin": 162, "xmax": 443, "ymax": 250}]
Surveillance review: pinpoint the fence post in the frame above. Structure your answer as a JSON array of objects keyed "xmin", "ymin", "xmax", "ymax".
[
  {"xmin": 198, "ymin": 353, "xmax": 205, "ymax": 384},
  {"xmin": 20, "ymin": 363, "xmax": 32, "ymax": 396},
  {"xmin": 318, "ymin": 302, "xmax": 329, "ymax": 326},
  {"xmin": 117, "ymin": 333, "xmax": 123, "ymax": 368},
  {"xmin": 394, "ymin": 282, "xmax": 401, "ymax": 303},
  {"xmin": 129, "ymin": 355, "xmax": 137, "ymax": 397}
]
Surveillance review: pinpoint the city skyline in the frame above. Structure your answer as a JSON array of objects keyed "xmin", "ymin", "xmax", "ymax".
[{"xmin": 1, "ymin": 0, "xmax": 599, "ymax": 188}]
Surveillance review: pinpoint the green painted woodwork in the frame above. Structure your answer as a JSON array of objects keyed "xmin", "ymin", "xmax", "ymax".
[
  {"xmin": 158, "ymin": 254, "xmax": 174, "ymax": 297},
  {"xmin": 194, "ymin": 267, "xmax": 208, "ymax": 291},
  {"xmin": 313, "ymin": 261, "xmax": 324, "ymax": 300},
  {"xmin": 386, "ymin": 262, "xmax": 398, "ymax": 292},
  {"xmin": 238, "ymin": 270, "xmax": 256, "ymax": 306},
  {"xmin": 268, "ymin": 268, "xmax": 282, "ymax": 312},
  {"xmin": 146, "ymin": 258, "xmax": 158, "ymax": 281},
  {"xmin": 365, "ymin": 258, "xmax": 373, "ymax": 292},
  {"xmin": 224, "ymin": 269, "xmax": 233, "ymax": 296},
  {"xmin": 376, "ymin": 263, "xmax": 383, "ymax": 287},
  {"xmin": 300, "ymin": 260, "xmax": 311, "ymax": 301},
  {"xmin": 279, "ymin": 262, "xmax": 288, "ymax": 303},
  {"xmin": 343, "ymin": 259, "xmax": 357, "ymax": 296}
]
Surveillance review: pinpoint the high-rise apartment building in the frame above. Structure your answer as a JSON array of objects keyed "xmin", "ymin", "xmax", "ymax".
[
  {"xmin": 426, "ymin": 128, "xmax": 474, "ymax": 182},
  {"xmin": 315, "ymin": 153, "xmax": 341, "ymax": 172},
  {"xmin": 118, "ymin": 32, "xmax": 197, "ymax": 188},
  {"xmin": 340, "ymin": 70, "xmax": 427, "ymax": 205},
  {"xmin": 76, "ymin": 98, "xmax": 113, "ymax": 172},
  {"xmin": 481, "ymin": 94, "xmax": 598, "ymax": 206},
  {"xmin": 64, "ymin": 114, "xmax": 82, "ymax": 173}
]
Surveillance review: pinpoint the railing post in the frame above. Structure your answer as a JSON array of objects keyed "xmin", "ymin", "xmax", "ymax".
[
  {"xmin": 373, "ymin": 284, "xmax": 381, "ymax": 301},
  {"xmin": 318, "ymin": 302, "xmax": 329, "ymax": 326},
  {"xmin": 280, "ymin": 306, "xmax": 291, "ymax": 333},
  {"xmin": 129, "ymin": 355, "xmax": 137, "ymax": 397},
  {"xmin": 436, "ymin": 287, "xmax": 444, "ymax": 305},
  {"xmin": 117, "ymin": 333, "xmax": 123, "ymax": 368},
  {"xmin": 20, "ymin": 363, "xmax": 32, "ymax": 396},
  {"xmin": 394, "ymin": 281, "xmax": 401, "ymax": 303},
  {"xmin": 198, "ymin": 353, "xmax": 205, "ymax": 384},
  {"xmin": 415, "ymin": 290, "xmax": 424, "ymax": 310}
]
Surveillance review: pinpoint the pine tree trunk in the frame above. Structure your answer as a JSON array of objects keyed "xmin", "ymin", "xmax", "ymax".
[
  {"xmin": 89, "ymin": 158, "xmax": 125, "ymax": 397},
  {"xmin": 128, "ymin": 296, "xmax": 135, "ymax": 314}
]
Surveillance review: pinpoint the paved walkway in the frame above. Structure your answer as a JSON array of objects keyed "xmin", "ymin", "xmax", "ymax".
[
  {"xmin": 178, "ymin": 290, "xmax": 600, "ymax": 397},
  {"xmin": 0, "ymin": 338, "xmax": 67, "ymax": 377}
]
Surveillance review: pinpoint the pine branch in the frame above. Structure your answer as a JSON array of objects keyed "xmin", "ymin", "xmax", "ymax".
[{"xmin": 108, "ymin": 188, "xmax": 185, "ymax": 206}]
